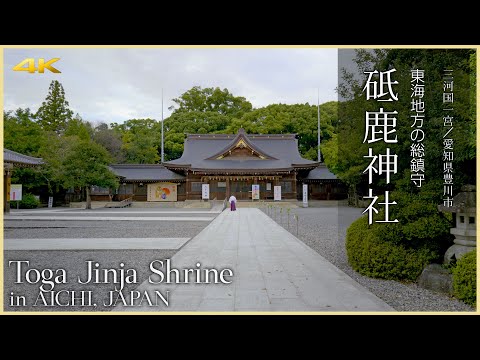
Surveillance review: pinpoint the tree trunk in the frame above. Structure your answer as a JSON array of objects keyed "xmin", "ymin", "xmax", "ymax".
[{"xmin": 86, "ymin": 186, "xmax": 92, "ymax": 210}]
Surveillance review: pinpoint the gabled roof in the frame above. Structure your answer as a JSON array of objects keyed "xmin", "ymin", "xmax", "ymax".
[
  {"xmin": 303, "ymin": 163, "xmax": 338, "ymax": 180},
  {"xmin": 109, "ymin": 164, "xmax": 186, "ymax": 182},
  {"xmin": 4, "ymin": 149, "xmax": 44, "ymax": 166},
  {"xmin": 206, "ymin": 128, "xmax": 277, "ymax": 161},
  {"xmin": 164, "ymin": 128, "xmax": 318, "ymax": 172}
]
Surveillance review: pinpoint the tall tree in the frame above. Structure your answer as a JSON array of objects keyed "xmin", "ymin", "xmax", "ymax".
[
  {"xmin": 4, "ymin": 108, "xmax": 46, "ymax": 155},
  {"xmin": 61, "ymin": 141, "xmax": 118, "ymax": 209},
  {"xmin": 65, "ymin": 114, "xmax": 93, "ymax": 141},
  {"xmin": 35, "ymin": 80, "xmax": 73, "ymax": 134},
  {"xmin": 111, "ymin": 119, "xmax": 160, "ymax": 164},
  {"xmin": 92, "ymin": 123, "xmax": 125, "ymax": 163},
  {"xmin": 172, "ymin": 86, "xmax": 252, "ymax": 117}
]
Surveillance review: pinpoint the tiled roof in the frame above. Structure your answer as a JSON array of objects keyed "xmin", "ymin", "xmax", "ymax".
[
  {"xmin": 303, "ymin": 163, "xmax": 338, "ymax": 180},
  {"xmin": 164, "ymin": 128, "xmax": 318, "ymax": 171},
  {"xmin": 109, "ymin": 164, "xmax": 185, "ymax": 181},
  {"xmin": 4, "ymin": 149, "xmax": 44, "ymax": 166}
]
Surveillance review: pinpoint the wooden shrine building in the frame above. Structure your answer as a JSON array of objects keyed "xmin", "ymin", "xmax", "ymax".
[{"xmin": 108, "ymin": 129, "xmax": 346, "ymax": 202}]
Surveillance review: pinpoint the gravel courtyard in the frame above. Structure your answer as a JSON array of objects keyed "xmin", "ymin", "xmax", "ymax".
[
  {"xmin": 4, "ymin": 208, "xmax": 214, "ymax": 312},
  {"xmin": 262, "ymin": 204, "xmax": 473, "ymax": 312}
]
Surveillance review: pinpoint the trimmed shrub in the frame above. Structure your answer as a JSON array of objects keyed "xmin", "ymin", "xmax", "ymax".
[
  {"xmin": 452, "ymin": 251, "xmax": 476, "ymax": 307},
  {"xmin": 17, "ymin": 193, "xmax": 40, "ymax": 209},
  {"xmin": 346, "ymin": 215, "xmax": 439, "ymax": 281}
]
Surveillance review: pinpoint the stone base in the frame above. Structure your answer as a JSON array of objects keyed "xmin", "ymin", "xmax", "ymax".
[
  {"xmin": 444, "ymin": 244, "xmax": 476, "ymax": 264},
  {"xmin": 417, "ymin": 264, "xmax": 453, "ymax": 295}
]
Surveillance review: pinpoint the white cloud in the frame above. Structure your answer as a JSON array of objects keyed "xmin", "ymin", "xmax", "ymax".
[{"xmin": 4, "ymin": 48, "xmax": 338, "ymax": 124}]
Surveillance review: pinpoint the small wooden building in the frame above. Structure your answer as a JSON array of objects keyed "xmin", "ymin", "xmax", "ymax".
[
  {"xmin": 107, "ymin": 164, "xmax": 186, "ymax": 201},
  {"xmin": 299, "ymin": 163, "xmax": 347, "ymax": 200},
  {"xmin": 3, "ymin": 149, "xmax": 44, "ymax": 212}
]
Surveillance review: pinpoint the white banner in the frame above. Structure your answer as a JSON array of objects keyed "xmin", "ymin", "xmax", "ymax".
[
  {"xmin": 202, "ymin": 184, "xmax": 210, "ymax": 200},
  {"xmin": 303, "ymin": 184, "xmax": 308, "ymax": 207},
  {"xmin": 274, "ymin": 186, "xmax": 281, "ymax": 201},
  {"xmin": 252, "ymin": 184, "xmax": 260, "ymax": 200}
]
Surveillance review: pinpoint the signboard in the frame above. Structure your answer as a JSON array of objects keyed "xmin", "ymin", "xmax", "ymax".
[
  {"xmin": 10, "ymin": 184, "xmax": 22, "ymax": 201},
  {"xmin": 218, "ymin": 182, "xmax": 226, "ymax": 188},
  {"xmin": 274, "ymin": 186, "xmax": 281, "ymax": 201},
  {"xmin": 48, "ymin": 196, "xmax": 53, "ymax": 208},
  {"xmin": 202, "ymin": 184, "xmax": 210, "ymax": 200},
  {"xmin": 266, "ymin": 183, "xmax": 271, "ymax": 191},
  {"xmin": 302, "ymin": 184, "xmax": 308, "ymax": 208},
  {"xmin": 147, "ymin": 182, "xmax": 178, "ymax": 201},
  {"xmin": 252, "ymin": 184, "xmax": 260, "ymax": 200}
]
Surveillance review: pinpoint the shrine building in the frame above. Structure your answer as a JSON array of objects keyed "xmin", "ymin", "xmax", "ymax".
[{"xmin": 106, "ymin": 129, "xmax": 346, "ymax": 202}]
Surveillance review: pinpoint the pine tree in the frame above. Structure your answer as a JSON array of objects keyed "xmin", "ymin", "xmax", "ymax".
[{"xmin": 36, "ymin": 80, "xmax": 73, "ymax": 134}]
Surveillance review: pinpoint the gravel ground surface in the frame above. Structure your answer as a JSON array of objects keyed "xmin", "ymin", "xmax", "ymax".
[
  {"xmin": 4, "ymin": 221, "xmax": 210, "ymax": 239},
  {"xmin": 262, "ymin": 205, "xmax": 474, "ymax": 312},
  {"xmin": 4, "ymin": 210, "xmax": 214, "ymax": 312}
]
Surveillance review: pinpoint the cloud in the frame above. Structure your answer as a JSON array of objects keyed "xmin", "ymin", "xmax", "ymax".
[{"xmin": 4, "ymin": 47, "xmax": 338, "ymax": 124}]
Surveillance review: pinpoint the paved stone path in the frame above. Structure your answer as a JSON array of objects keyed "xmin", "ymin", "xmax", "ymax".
[{"xmin": 115, "ymin": 208, "xmax": 394, "ymax": 312}]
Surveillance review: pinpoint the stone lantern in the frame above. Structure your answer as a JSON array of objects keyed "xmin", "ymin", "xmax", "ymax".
[{"xmin": 438, "ymin": 184, "xmax": 476, "ymax": 264}]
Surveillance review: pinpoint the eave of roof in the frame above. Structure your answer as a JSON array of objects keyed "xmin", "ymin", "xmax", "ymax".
[{"xmin": 4, "ymin": 149, "xmax": 44, "ymax": 166}]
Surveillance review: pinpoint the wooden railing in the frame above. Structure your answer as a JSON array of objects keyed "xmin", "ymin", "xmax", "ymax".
[{"xmin": 104, "ymin": 197, "xmax": 133, "ymax": 208}]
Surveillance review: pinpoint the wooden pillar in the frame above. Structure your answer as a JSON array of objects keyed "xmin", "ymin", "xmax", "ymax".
[
  {"xmin": 226, "ymin": 176, "xmax": 230, "ymax": 198},
  {"xmin": 186, "ymin": 171, "xmax": 191, "ymax": 200},
  {"xmin": 292, "ymin": 172, "xmax": 297, "ymax": 200},
  {"xmin": 4, "ymin": 164, "xmax": 12, "ymax": 213}
]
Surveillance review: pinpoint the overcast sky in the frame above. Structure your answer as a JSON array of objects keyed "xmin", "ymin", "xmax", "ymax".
[{"xmin": 4, "ymin": 48, "xmax": 338, "ymax": 124}]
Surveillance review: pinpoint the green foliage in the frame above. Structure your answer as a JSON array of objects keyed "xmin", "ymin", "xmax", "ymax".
[
  {"xmin": 37, "ymin": 133, "xmax": 80, "ymax": 194},
  {"xmin": 62, "ymin": 141, "xmax": 118, "ymax": 190},
  {"xmin": 3, "ymin": 108, "xmax": 46, "ymax": 155},
  {"xmin": 65, "ymin": 114, "xmax": 92, "ymax": 141},
  {"xmin": 346, "ymin": 215, "xmax": 439, "ymax": 281},
  {"xmin": 35, "ymin": 80, "xmax": 73, "ymax": 133},
  {"xmin": 225, "ymin": 102, "xmax": 337, "ymax": 161},
  {"xmin": 111, "ymin": 119, "xmax": 160, "ymax": 163},
  {"xmin": 172, "ymin": 86, "xmax": 252, "ymax": 117},
  {"xmin": 452, "ymin": 251, "xmax": 476, "ymax": 307},
  {"xmin": 17, "ymin": 193, "xmax": 40, "ymax": 209},
  {"xmin": 92, "ymin": 123, "xmax": 125, "ymax": 162},
  {"xmin": 346, "ymin": 171, "xmax": 454, "ymax": 280},
  {"xmin": 381, "ymin": 186, "xmax": 453, "ymax": 251}
]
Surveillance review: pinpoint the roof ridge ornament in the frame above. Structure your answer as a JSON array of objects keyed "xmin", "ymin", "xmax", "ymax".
[{"xmin": 206, "ymin": 129, "xmax": 276, "ymax": 161}]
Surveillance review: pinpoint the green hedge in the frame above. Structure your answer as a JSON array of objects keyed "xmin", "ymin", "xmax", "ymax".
[
  {"xmin": 345, "ymin": 185, "xmax": 455, "ymax": 281},
  {"xmin": 346, "ymin": 215, "xmax": 439, "ymax": 281},
  {"xmin": 452, "ymin": 251, "xmax": 476, "ymax": 307},
  {"xmin": 16, "ymin": 193, "xmax": 40, "ymax": 209}
]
